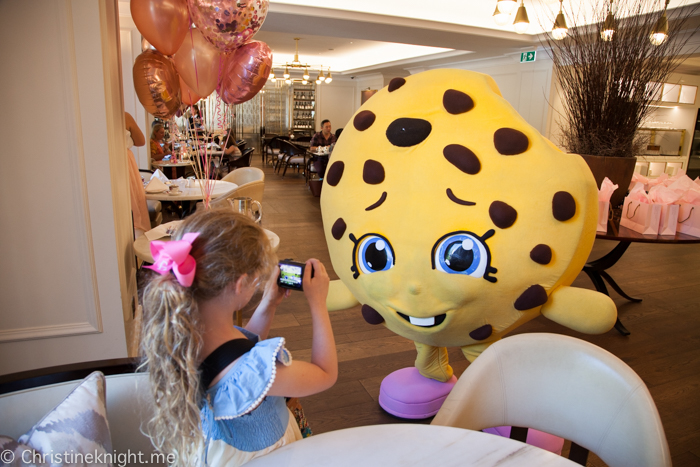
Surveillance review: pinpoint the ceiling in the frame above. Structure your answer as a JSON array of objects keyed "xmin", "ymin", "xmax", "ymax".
[{"xmin": 119, "ymin": 0, "xmax": 700, "ymax": 77}]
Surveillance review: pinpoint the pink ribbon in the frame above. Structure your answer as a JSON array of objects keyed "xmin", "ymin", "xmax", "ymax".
[{"xmin": 145, "ymin": 232, "xmax": 200, "ymax": 287}]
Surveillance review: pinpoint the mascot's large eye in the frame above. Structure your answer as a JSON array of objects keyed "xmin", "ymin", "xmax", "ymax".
[
  {"xmin": 432, "ymin": 231, "xmax": 491, "ymax": 278},
  {"xmin": 354, "ymin": 234, "xmax": 395, "ymax": 275}
]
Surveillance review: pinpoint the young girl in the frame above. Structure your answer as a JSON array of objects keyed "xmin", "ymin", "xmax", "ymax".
[{"xmin": 140, "ymin": 209, "xmax": 337, "ymax": 466}]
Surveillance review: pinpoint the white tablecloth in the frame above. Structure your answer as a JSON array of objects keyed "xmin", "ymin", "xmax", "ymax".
[{"xmin": 145, "ymin": 180, "xmax": 236, "ymax": 201}]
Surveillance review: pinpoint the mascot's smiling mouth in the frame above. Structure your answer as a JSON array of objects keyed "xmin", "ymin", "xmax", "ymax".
[{"xmin": 397, "ymin": 312, "xmax": 446, "ymax": 327}]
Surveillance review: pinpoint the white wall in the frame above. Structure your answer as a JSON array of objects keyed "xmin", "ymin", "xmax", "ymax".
[
  {"xmin": 118, "ymin": 2, "xmax": 149, "ymax": 169},
  {"xmin": 316, "ymin": 76, "xmax": 357, "ymax": 134},
  {"xmin": 0, "ymin": 0, "xmax": 131, "ymax": 375}
]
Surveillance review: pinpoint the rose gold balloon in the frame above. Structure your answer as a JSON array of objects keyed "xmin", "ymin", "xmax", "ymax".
[
  {"xmin": 173, "ymin": 28, "xmax": 222, "ymax": 99},
  {"xmin": 141, "ymin": 37, "xmax": 155, "ymax": 52},
  {"xmin": 179, "ymin": 76, "xmax": 203, "ymax": 105},
  {"xmin": 133, "ymin": 50, "xmax": 181, "ymax": 119},
  {"xmin": 131, "ymin": 0, "xmax": 190, "ymax": 56},
  {"xmin": 188, "ymin": 0, "xmax": 269, "ymax": 53},
  {"xmin": 217, "ymin": 41, "xmax": 272, "ymax": 105}
]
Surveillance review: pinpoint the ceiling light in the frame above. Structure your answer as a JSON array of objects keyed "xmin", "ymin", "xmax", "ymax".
[
  {"xmin": 325, "ymin": 70, "xmax": 333, "ymax": 84},
  {"xmin": 552, "ymin": 0, "xmax": 568, "ymax": 40},
  {"xmin": 302, "ymin": 79, "xmax": 308, "ymax": 85},
  {"xmin": 303, "ymin": 68, "xmax": 310, "ymax": 80},
  {"xmin": 497, "ymin": 0, "xmax": 518, "ymax": 15},
  {"xmin": 269, "ymin": 71, "xmax": 275, "ymax": 80},
  {"xmin": 601, "ymin": 0, "xmax": 615, "ymax": 41},
  {"xmin": 285, "ymin": 78, "xmax": 291, "ymax": 84},
  {"xmin": 513, "ymin": 1, "xmax": 529, "ymax": 34},
  {"xmin": 493, "ymin": 5, "xmax": 510, "ymax": 26},
  {"xmin": 318, "ymin": 70, "xmax": 326, "ymax": 82},
  {"xmin": 283, "ymin": 67, "xmax": 290, "ymax": 79},
  {"xmin": 275, "ymin": 38, "xmax": 330, "ymax": 85},
  {"xmin": 650, "ymin": 0, "xmax": 670, "ymax": 45},
  {"xmin": 315, "ymin": 78, "xmax": 321, "ymax": 85}
]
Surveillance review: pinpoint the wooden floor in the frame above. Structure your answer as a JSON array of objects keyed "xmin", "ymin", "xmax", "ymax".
[{"xmin": 241, "ymin": 152, "xmax": 700, "ymax": 466}]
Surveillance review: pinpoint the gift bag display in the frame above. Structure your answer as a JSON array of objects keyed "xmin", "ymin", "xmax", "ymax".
[
  {"xmin": 620, "ymin": 197, "xmax": 662, "ymax": 235},
  {"xmin": 677, "ymin": 204, "xmax": 700, "ymax": 238},
  {"xmin": 597, "ymin": 200, "xmax": 610, "ymax": 233},
  {"xmin": 659, "ymin": 204, "xmax": 680, "ymax": 236}
]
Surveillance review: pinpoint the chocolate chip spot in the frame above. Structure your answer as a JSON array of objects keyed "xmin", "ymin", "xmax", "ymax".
[
  {"xmin": 386, "ymin": 118, "xmax": 432, "ymax": 147},
  {"xmin": 363, "ymin": 160, "xmax": 385, "ymax": 185},
  {"xmin": 489, "ymin": 201, "xmax": 518, "ymax": 229},
  {"xmin": 530, "ymin": 244, "xmax": 552, "ymax": 265},
  {"xmin": 354, "ymin": 110, "xmax": 376, "ymax": 132},
  {"xmin": 362, "ymin": 304, "xmax": 385, "ymax": 325},
  {"xmin": 469, "ymin": 324, "xmax": 493, "ymax": 341},
  {"xmin": 444, "ymin": 144, "xmax": 481, "ymax": 175},
  {"xmin": 443, "ymin": 89, "xmax": 475, "ymax": 114},
  {"xmin": 326, "ymin": 161, "xmax": 344, "ymax": 186},
  {"xmin": 514, "ymin": 285, "xmax": 549, "ymax": 311},
  {"xmin": 494, "ymin": 128, "xmax": 530, "ymax": 155},
  {"xmin": 552, "ymin": 191, "xmax": 576, "ymax": 221},
  {"xmin": 388, "ymin": 77, "xmax": 406, "ymax": 92},
  {"xmin": 366, "ymin": 192, "xmax": 387, "ymax": 211},
  {"xmin": 332, "ymin": 218, "xmax": 346, "ymax": 240}
]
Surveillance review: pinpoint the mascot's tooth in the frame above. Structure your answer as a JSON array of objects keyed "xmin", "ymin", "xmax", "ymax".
[{"xmin": 409, "ymin": 316, "xmax": 435, "ymax": 326}]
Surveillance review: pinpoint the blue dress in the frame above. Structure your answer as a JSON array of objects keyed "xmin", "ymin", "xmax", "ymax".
[{"xmin": 200, "ymin": 328, "xmax": 298, "ymax": 465}]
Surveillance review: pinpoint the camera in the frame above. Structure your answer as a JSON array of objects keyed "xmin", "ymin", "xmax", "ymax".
[{"xmin": 278, "ymin": 259, "xmax": 306, "ymax": 291}]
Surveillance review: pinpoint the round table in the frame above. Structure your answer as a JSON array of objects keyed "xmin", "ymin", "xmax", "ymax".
[
  {"xmin": 152, "ymin": 160, "xmax": 194, "ymax": 179},
  {"xmin": 144, "ymin": 180, "xmax": 236, "ymax": 201},
  {"xmin": 134, "ymin": 226, "xmax": 279, "ymax": 263},
  {"xmin": 244, "ymin": 424, "xmax": 576, "ymax": 467},
  {"xmin": 586, "ymin": 221, "xmax": 700, "ymax": 335}
]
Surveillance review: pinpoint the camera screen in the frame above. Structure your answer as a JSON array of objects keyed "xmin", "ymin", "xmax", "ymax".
[{"xmin": 279, "ymin": 263, "xmax": 303, "ymax": 289}]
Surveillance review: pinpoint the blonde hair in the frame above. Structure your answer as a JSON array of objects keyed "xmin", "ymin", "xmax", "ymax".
[
  {"xmin": 151, "ymin": 123, "xmax": 164, "ymax": 139},
  {"xmin": 139, "ymin": 209, "xmax": 275, "ymax": 465}
]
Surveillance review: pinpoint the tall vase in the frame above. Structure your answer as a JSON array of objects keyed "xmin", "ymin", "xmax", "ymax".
[{"xmin": 580, "ymin": 155, "xmax": 637, "ymax": 208}]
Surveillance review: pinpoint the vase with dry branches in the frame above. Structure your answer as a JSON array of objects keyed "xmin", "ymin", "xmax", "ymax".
[{"xmin": 542, "ymin": 0, "xmax": 699, "ymax": 206}]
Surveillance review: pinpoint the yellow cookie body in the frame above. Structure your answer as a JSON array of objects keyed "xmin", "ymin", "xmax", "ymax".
[{"xmin": 321, "ymin": 69, "xmax": 615, "ymax": 351}]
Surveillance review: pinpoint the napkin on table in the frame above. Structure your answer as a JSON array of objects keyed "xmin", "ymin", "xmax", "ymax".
[
  {"xmin": 151, "ymin": 169, "xmax": 169, "ymax": 183},
  {"xmin": 145, "ymin": 221, "xmax": 183, "ymax": 241},
  {"xmin": 145, "ymin": 177, "xmax": 168, "ymax": 193}
]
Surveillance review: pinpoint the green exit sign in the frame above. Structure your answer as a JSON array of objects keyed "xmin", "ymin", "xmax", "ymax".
[{"xmin": 520, "ymin": 51, "xmax": 536, "ymax": 63}]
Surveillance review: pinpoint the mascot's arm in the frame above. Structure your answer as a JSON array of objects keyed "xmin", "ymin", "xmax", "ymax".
[
  {"xmin": 326, "ymin": 280, "xmax": 360, "ymax": 311},
  {"xmin": 541, "ymin": 286, "xmax": 617, "ymax": 333},
  {"xmin": 414, "ymin": 342, "xmax": 453, "ymax": 382}
]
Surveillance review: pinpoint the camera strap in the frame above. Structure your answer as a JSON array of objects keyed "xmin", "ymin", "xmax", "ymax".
[{"xmin": 199, "ymin": 338, "xmax": 256, "ymax": 389}]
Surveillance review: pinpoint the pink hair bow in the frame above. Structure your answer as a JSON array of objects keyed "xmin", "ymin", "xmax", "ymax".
[{"xmin": 145, "ymin": 232, "xmax": 200, "ymax": 287}]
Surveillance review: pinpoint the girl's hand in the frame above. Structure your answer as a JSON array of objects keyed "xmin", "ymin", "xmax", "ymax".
[
  {"xmin": 260, "ymin": 266, "xmax": 290, "ymax": 308},
  {"xmin": 303, "ymin": 259, "xmax": 329, "ymax": 309}
]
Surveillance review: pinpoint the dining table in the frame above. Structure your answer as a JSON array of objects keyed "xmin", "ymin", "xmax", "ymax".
[
  {"xmin": 144, "ymin": 179, "xmax": 236, "ymax": 202},
  {"xmin": 586, "ymin": 219, "xmax": 700, "ymax": 335},
  {"xmin": 244, "ymin": 424, "xmax": 577, "ymax": 467},
  {"xmin": 151, "ymin": 159, "xmax": 194, "ymax": 179}
]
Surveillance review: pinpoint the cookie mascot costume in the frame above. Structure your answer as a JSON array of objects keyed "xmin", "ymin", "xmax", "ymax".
[{"xmin": 320, "ymin": 69, "xmax": 617, "ymax": 418}]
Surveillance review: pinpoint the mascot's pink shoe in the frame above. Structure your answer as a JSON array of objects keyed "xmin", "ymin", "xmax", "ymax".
[
  {"xmin": 378, "ymin": 367, "xmax": 457, "ymax": 419},
  {"xmin": 483, "ymin": 426, "xmax": 564, "ymax": 455}
]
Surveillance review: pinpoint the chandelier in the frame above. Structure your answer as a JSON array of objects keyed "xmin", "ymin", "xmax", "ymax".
[{"xmin": 269, "ymin": 38, "xmax": 333, "ymax": 85}]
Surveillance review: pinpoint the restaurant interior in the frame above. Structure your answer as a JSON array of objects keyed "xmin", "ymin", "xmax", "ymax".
[{"xmin": 2, "ymin": 1, "xmax": 700, "ymax": 466}]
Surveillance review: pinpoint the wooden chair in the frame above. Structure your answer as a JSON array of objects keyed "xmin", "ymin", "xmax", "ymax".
[
  {"xmin": 431, "ymin": 333, "xmax": 671, "ymax": 467},
  {"xmin": 277, "ymin": 140, "xmax": 307, "ymax": 177}
]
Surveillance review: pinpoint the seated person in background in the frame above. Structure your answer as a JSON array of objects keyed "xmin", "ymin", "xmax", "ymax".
[
  {"xmin": 223, "ymin": 130, "xmax": 242, "ymax": 158},
  {"xmin": 140, "ymin": 210, "xmax": 337, "ymax": 466},
  {"xmin": 150, "ymin": 123, "xmax": 171, "ymax": 162},
  {"xmin": 189, "ymin": 105, "xmax": 203, "ymax": 132},
  {"xmin": 310, "ymin": 119, "xmax": 336, "ymax": 153}
]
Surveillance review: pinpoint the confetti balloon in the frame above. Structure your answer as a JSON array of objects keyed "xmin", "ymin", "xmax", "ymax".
[
  {"xmin": 131, "ymin": 0, "xmax": 189, "ymax": 56},
  {"xmin": 217, "ymin": 41, "xmax": 272, "ymax": 105},
  {"xmin": 188, "ymin": 0, "xmax": 270, "ymax": 53},
  {"xmin": 173, "ymin": 28, "xmax": 222, "ymax": 99},
  {"xmin": 133, "ymin": 50, "xmax": 181, "ymax": 119}
]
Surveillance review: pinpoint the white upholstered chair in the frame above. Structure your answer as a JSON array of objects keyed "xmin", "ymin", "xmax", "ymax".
[
  {"xmin": 222, "ymin": 167, "xmax": 264, "ymax": 185},
  {"xmin": 431, "ymin": 333, "xmax": 671, "ymax": 467}
]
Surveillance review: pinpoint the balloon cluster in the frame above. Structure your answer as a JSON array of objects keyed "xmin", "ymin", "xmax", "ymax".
[{"xmin": 131, "ymin": 0, "xmax": 272, "ymax": 119}]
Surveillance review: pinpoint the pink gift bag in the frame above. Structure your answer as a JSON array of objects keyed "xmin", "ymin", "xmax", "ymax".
[
  {"xmin": 658, "ymin": 204, "xmax": 680, "ymax": 236},
  {"xmin": 677, "ymin": 204, "xmax": 700, "ymax": 238},
  {"xmin": 620, "ymin": 197, "xmax": 662, "ymax": 235},
  {"xmin": 597, "ymin": 200, "xmax": 610, "ymax": 233}
]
